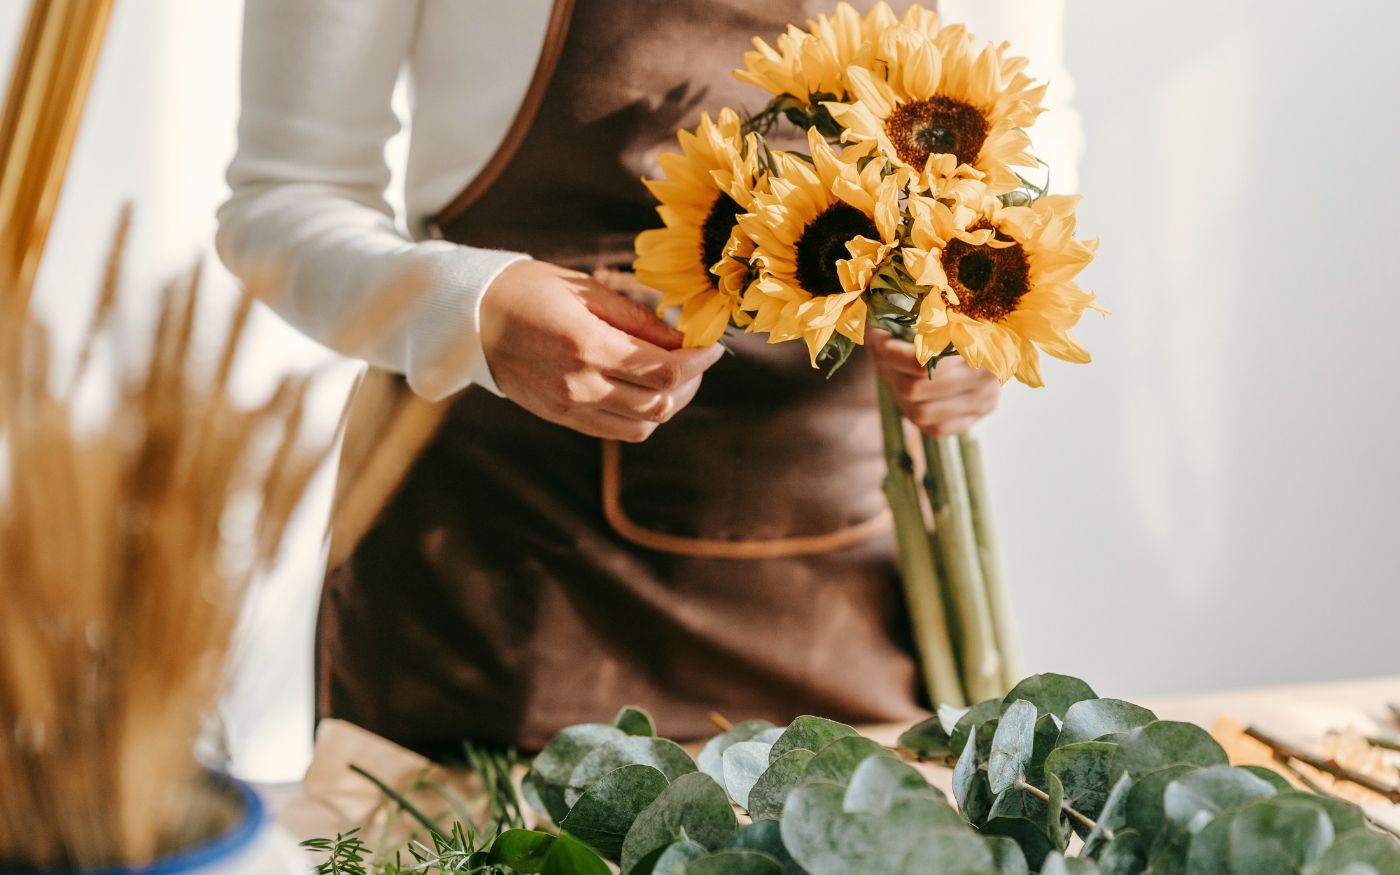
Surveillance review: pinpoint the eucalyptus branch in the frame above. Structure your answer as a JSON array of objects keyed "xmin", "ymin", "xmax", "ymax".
[
  {"xmin": 974, "ymin": 763, "xmax": 1101, "ymax": 834},
  {"xmin": 1016, "ymin": 779, "xmax": 1100, "ymax": 834},
  {"xmin": 351, "ymin": 763, "xmax": 450, "ymax": 841},
  {"xmin": 708, "ymin": 711, "xmax": 735, "ymax": 733},
  {"xmin": 1244, "ymin": 727, "xmax": 1400, "ymax": 804}
]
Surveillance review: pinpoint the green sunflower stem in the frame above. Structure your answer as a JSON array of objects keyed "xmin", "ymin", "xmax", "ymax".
[
  {"xmin": 921, "ymin": 432, "xmax": 1006, "ymax": 704},
  {"xmin": 959, "ymin": 431, "xmax": 1022, "ymax": 689},
  {"xmin": 877, "ymin": 375, "xmax": 967, "ymax": 709}
]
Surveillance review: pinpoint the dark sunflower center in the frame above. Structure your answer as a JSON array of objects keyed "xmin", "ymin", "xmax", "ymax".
[
  {"xmin": 794, "ymin": 203, "xmax": 880, "ymax": 298},
  {"xmin": 943, "ymin": 226, "xmax": 1031, "ymax": 322},
  {"xmin": 885, "ymin": 97, "xmax": 989, "ymax": 168},
  {"xmin": 699, "ymin": 193, "xmax": 745, "ymax": 288}
]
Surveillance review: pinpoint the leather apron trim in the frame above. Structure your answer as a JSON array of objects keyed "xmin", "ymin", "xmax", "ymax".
[
  {"xmin": 432, "ymin": 0, "xmax": 577, "ymax": 232},
  {"xmin": 601, "ymin": 440, "xmax": 892, "ymax": 559}
]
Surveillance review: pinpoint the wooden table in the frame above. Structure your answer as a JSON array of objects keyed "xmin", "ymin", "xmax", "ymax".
[{"xmin": 266, "ymin": 674, "xmax": 1400, "ymax": 846}]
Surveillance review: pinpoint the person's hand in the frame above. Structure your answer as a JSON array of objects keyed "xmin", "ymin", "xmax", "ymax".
[
  {"xmin": 478, "ymin": 260, "xmax": 724, "ymax": 442},
  {"xmin": 867, "ymin": 329, "xmax": 1001, "ymax": 437}
]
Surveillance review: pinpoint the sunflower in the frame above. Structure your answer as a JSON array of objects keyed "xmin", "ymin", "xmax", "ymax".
[
  {"xmin": 825, "ymin": 23, "xmax": 1047, "ymax": 195},
  {"xmin": 739, "ymin": 129, "xmax": 902, "ymax": 364},
  {"xmin": 633, "ymin": 109, "xmax": 763, "ymax": 347},
  {"xmin": 735, "ymin": 2, "xmax": 900, "ymax": 103},
  {"xmin": 904, "ymin": 181, "xmax": 1101, "ymax": 387}
]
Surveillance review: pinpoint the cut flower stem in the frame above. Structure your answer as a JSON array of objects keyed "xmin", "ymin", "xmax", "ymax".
[{"xmin": 878, "ymin": 375, "xmax": 966, "ymax": 708}]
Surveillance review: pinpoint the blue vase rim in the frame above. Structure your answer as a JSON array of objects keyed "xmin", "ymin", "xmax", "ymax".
[{"xmin": 1, "ymin": 775, "xmax": 266, "ymax": 875}]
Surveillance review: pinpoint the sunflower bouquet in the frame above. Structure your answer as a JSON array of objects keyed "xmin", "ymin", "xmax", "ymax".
[{"xmin": 634, "ymin": 3, "xmax": 1102, "ymax": 709}]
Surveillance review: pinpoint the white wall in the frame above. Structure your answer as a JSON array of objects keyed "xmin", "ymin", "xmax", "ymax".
[
  {"xmin": 983, "ymin": 0, "xmax": 1400, "ymax": 696},
  {"xmin": 4, "ymin": 0, "xmax": 1396, "ymax": 783}
]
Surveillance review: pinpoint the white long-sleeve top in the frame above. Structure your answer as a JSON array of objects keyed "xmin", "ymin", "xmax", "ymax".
[{"xmin": 217, "ymin": 0, "xmax": 1081, "ymax": 402}]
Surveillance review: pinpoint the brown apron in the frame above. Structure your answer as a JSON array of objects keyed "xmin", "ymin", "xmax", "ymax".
[{"xmin": 320, "ymin": 0, "xmax": 927, "ymax": 753}]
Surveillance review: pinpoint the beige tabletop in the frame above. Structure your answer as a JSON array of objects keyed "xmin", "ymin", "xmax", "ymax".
[{"xmin": 268, "ymin": 674, "xmax": 1400, "ymax": 847}]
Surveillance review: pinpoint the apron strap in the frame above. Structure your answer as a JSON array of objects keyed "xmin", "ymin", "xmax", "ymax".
[{"xmin": 601, "ymin": 439, "xmax": 891, "ymax": 559}]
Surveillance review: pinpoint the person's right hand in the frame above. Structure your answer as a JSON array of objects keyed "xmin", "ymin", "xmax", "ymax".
[{"xmin": 478, "ymin": 260, "xmax": 724, "ymax": 442}]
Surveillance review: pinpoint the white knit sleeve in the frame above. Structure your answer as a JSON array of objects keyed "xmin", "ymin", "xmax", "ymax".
[
  {"xmin": 216, "ymin": 0, "xmax": 526, "ymax": 400},
  {"xmin": 937, "ymin": 0, "xmax": 1085, "ymax": 194}
]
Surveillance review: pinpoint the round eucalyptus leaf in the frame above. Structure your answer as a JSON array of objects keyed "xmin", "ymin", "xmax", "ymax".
[
  {"xmin": 768, "ymin": 716, "xmax": 859, "ymax": 764},
  {"xmin": 1095, "ymin": 828, "xmax": 1148, "ymax": 875},
  {"xmin": 721, "ymin": 740, "xmax": 773, "ymax": 810},
  {"xmin": 1083, "ymin": 772, "xmax": 1135, "ymax": 858},
  {"xmin": 781, "ymin": 782, "xmax": 994, "ymax": 875},
  {"xmin": 953, "ymin": 730, "xmax": 994, "ymax": 827},
  {"xmin": 842, "ymin": 754, "xmax": 945, "ymax": 815},
  {"xmin": 985, "ymin": 835, "xmax": 1030, "ymax": 875},
  {"xmin": 681, "ymin": 849, "xmax": 783, "ymax": 875},
  {"xmin": 560, "ymin": 764, "xmax": 669, "ymax": 861},
  {"xmin": 530, "ymin": 724, "xmax": 629, "ymax": 822},
  {"xmin": 1060, "ymin": 698, "xmax": 1158, "ymax": 746},
  {"xmin": 730, "ymin": 819, "xmax": 796, "ymax": 870},
  {"xmin": 1162, "ymin": 765, "xmax": 1277, "ymax": 835},
  {"xmin": 1182, "ymin": 809, "xmax": 1233, "ymax": 875},
  {"xmin": 1046, "ymin": 771, "xmax": 1068, "ymax": 849},
  {"xmin": 1123, "ymin": 764, "xmax": 1196, "ymax": 842},
  {"xmin": 697, "ymin": 720, "xmax": 774, "ymax": 783},
  {"xmin": 989, "ymin": 700, "xmax": 1039, "ymax": 793},
  {"xmin": 899, "ymin": 714, "xmax": 954, "ymax": 759},
  {"xmin": 983, "ymin": 787, "xmax": 1060, "ymax": 868},
  {"xmin": 565, "ymin": 736, "xmax": 696, "ymax": 808},
  {"xmin": 1227, "ymin": 797, "xmax": 1335, "ymax": 873},
  {"xmin": 1236, "ymin": 766, "xmax": 1294, "ymax": 794},
  {"xmin": 614, "ymin": 706, "xmax": 657, "ymax": 738},
  {"xmin": 535, "ymin": 724, "xmax": 630, "ymax": 785},
  {"xmin": 1040, "ymin": 852, "xmax": 1104, "ymax": 874},
  {"xmin": 487, "ymin": 828, "xmax": 556, "ymax": 873},
  {"xmin": 746, "ymin": 748, "xmax": 815, "ymax": 822},
  {"xmin": 951, "ymin": 698, "xmax": 1004, "ymax": 757},
  {"xmin": 632, "ymin": 838, "xmax": 707, "ymax": 875},
  {"xmin": 801, "ymin": 736, "xmax": 895, "ymax": 787},
  {"xmin": 1272, "ymin": 791, "xmax": 1367, "ymax": 837},
  {"xmin": 621, "ymin": 773, "xmax": 738, "ymax": 875},
  {"xmin": 1045, "ymin": 741, "xmax": 1116, "ymax": 827},
  {"xmin": 1112, "ymin": 722, "xmax": 1227, "ymax": 782},
  {"xmin": 1314, "ymin": 831, "xmax": 1400, "ymax": 874},
  {"xmin": 540, "ymin": 833, "xmax": 611, "ymax": 875},
  {"xmin": 1002, "ymin": 674, "xmax": 1099, "ymax": 720}
]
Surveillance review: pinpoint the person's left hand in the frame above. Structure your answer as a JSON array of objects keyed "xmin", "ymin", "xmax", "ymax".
[{"xmin": 867, "ymin": 329, "xmax": 1002, "ymax": 437}]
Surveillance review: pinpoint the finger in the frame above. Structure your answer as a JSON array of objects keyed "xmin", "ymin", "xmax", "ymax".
[
  {"xmin": 566, "ymin": 406, "xmax": 659, "ymax": 443},
  {"xmin": 904, "ymin": 393, "xmax": 996, "ymax": 429},
  {"xmin": 888, "ymin": 363, "xmax": 989, "ymax": 404},
  {"xmin": 576, "ymin": 281, "xmax": 684, "ymax": 350},
  {"xmin": 598, "ymin": 331, "xmax": 725, "ymax": 390},
  {"xmin": 867, "ymin": 330, "xmax": 929, "ymax": 377},
  {"xmin": 924, "ymin": 415, "xmax": 981, "ymax": 438},
  {"xmin": 595, "ymin": 373, "xmax": 703, "ymax": 423}
]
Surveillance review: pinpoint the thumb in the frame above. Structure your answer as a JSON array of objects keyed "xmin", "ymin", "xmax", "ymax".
[{"xmin": 579, "ymin": 283, "xmax": 684, "ymax": 350}]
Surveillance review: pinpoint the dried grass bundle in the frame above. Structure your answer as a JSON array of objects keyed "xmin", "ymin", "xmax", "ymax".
[{"xmin": 0, "ymin": 210, "xmax": 342, "ymax": 870}]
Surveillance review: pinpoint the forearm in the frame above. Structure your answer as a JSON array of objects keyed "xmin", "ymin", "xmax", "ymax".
[
  {"xmin": 216, "ymin": 182, "xmax": 525, "ymax": 400},
  {"xmin": 217, "ymin": 0, "xmax": 528, "ymax": 401}
]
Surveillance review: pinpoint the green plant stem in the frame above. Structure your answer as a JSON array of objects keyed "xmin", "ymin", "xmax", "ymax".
[
  {"xmin": 1006, "ymin": 774, "xmax": 1099, "ymax": 834},
  {"xmin": 351, "ymin": 763, "xmax": 449, "ymax": 841},
  {"xmin": 921, "ymin": 432, "xmax": 1004, "ymax": 703},
  {"xmin": 878, "ymin": 376, "xmax": 966, "ymax": 708},
  {"xmin": 958, "ymin": 431, "xmax": 1022, "ymax": 688}
]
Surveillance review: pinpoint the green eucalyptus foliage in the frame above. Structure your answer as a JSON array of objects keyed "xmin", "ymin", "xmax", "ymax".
[{"xmin": 313, "ymin": 675, "xmax": 1400, "ymax": 875}]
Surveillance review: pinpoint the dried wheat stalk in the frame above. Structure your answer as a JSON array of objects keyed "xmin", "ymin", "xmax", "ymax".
[{"xmin": 0, "ymin": 218, "xmax": 343, "ymax": 869}]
